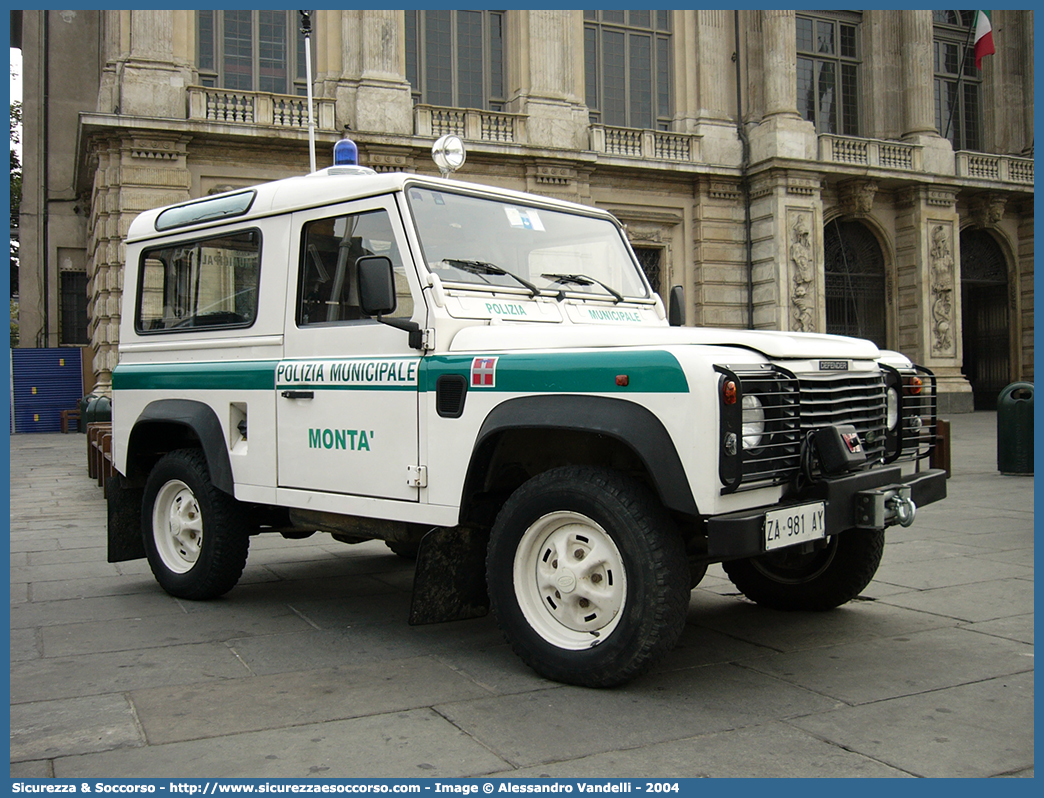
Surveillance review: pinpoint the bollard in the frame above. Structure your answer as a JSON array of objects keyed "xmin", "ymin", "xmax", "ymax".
[{"xmin": 997, "ymin": 382, "xmax": 1033, "ymax": 475}]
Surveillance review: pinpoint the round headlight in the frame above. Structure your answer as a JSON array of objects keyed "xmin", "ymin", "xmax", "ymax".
[
  {"xmin": 886, "ymin": 387, "xmax": 899, "ymax": 431},
  {"xmin": 741, "ymin": 394, "xmax": 765, "ymax": 450}
]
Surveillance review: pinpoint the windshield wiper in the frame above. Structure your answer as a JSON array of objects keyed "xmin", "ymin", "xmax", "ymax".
[
  {"xmin": 541, "ymin": 273, "xmax": 623, "ymax": 303},
  {"xmin": 442, "ymin": 259, "xmax": 539, "ymax": 297}
]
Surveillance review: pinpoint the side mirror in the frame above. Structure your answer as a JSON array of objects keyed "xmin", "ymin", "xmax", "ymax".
[
  {"xmin": 668, "ymin": 285, "xmax": 685, "ymax": 327},
  {"xmin": 356, "ymin": 256, "xmax": 397, "ymax": 317}
]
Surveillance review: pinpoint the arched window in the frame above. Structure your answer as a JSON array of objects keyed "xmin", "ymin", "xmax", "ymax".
[
  {"xmin": 584, "ymin": 11, "xmax": 673, "ymax": 130},
  {"xmin": 933, "ymin": 11, "xmax": 984, "ymax": 151},
  {"xmin": 404, "ymin": 10, "xmax": 506, "ymax": 110},
  {"xmin": 197, "ymin": 11, "xmax": 312, "ymax": 96},
  {"xmin": 824, "ymin": 220, "xmax": 886, "ymax": 348},
  {"xmin": 796, "ymin": 12, "xmax": 862, "ymax": 136}
]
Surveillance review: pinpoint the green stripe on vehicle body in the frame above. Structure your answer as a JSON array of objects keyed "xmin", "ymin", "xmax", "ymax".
[
  {"xmin": 112, "ymin": 360, "xmax": 278, "ymax": 391},
  {"xmin": 112, "ymin": 351, "xmax": 689, "ymax": 394},
  {"xmin": 422, "ymin": 351, "xmax": 689, "ymax": 393}
]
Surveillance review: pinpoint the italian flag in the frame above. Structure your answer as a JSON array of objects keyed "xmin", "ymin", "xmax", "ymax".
[{"xmin": 974, "ymin": 10, "xmax": 995, "ymax": 70}]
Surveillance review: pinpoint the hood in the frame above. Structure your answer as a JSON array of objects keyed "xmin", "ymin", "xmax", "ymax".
[{"xmin": 447, "ymin": 323, "xmax": 882, "ymax": 360}]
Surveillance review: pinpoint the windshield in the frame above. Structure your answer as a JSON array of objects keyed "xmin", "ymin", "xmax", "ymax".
[{"xmin": 406, "ymin": 187, "xmax": 649, "ymax": 300}]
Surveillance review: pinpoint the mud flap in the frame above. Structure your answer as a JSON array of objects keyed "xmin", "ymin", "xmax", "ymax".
[
  {"xmin": 409, "ymin": 526, "xmax": 490, "ymax": 625},
  {"xmin": 107, "ymin": 473, "xmax": 146, "ymax": 563}
]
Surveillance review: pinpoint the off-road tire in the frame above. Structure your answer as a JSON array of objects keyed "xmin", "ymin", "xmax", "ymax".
[
  {"xmin": 722, "ymin": 529, "xmax": 885, "ymax": 611},
  {"xmin": 142, "ymin": 448, "xmax": 250, "ymax": 600},
  {"xmin": 486, "ymin": 466, "xmax": 689, "ymax": 687}
]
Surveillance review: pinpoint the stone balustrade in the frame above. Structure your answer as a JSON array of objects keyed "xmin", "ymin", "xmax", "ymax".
[
  {"xmin": 413, "ymin": 105, "xmax": 527, "ymax": 145},
  {"xmin": 589, "ymin": 126, "xmax": 701, "ymax": 163},
  {"xmin": 188, "ymin": 87, "xmax": 336, "ymax": 131}
]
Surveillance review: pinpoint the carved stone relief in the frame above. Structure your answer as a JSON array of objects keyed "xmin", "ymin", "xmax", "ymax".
[
  {"xmin": 929, "ymin": 223, "xmax": 955, "ymax": 356},
  {"xmin": 790, "ymin": 212, "xmax": 815, "ymax": 332}
]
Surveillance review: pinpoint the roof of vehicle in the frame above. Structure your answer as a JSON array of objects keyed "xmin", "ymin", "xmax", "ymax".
[{"xmin": 126, "ymin": 168, "xmax": 617, "ymax": 243}]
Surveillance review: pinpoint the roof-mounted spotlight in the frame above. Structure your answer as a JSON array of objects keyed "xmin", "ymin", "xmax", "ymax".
[{"xmin": 431, "ymin": 134, "xmax": 466, "ymax": 178}]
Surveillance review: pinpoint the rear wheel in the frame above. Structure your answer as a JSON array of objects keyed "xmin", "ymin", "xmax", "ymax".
[
  {"xmin": 142, "ymin": 449, "xmax": 250, "ymax": 600},
  {"xmin": 486, "ymin": 466, "xmax": 689, "ymax": 687},
  {"xmin": 722, "ymin": 529, "xmax": 884, "ymax": 611}
]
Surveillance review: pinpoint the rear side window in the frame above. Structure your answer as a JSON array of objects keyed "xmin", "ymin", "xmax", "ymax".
[{"xmin": 136, "ymin": 230, "xmax": 261, "ymax": 333}]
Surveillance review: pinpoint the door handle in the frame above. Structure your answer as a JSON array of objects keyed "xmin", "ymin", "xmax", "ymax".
[{"xmin": 281, "ymin": 390, "xmax": 314, "ymax": 399}]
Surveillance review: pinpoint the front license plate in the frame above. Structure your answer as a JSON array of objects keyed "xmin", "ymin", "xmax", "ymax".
[{"xmin": 764, "ymin": 502, "xmax": 826, "ymax": 552}]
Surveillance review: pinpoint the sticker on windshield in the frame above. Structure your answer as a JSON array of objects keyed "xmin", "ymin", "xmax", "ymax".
[{"xmin": 504, "ymin": 207, "xmax": 545, "ymax": 231}]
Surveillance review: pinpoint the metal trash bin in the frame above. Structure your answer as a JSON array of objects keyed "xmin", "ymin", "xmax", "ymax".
[{"xmin": 997, "ymin": 382, "xmax": 1033, "ymax": 475}]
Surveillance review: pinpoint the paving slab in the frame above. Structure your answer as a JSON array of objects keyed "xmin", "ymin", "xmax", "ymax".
[
  {"xmin": 40, "ymin": 605, "xmax": 313, "ymax": 657},
  {"xmin": 873, "ymin": 554, "xmax": 1032, "ymax": 591},
  {"xmin": 436, "ymin": 664, "xmax": 841, "ymax": 768},
  {"xmin": 790, "ymin": 671, "xmax": 1034, "ymax": 778},
  {"xmin": 502, "ymin": 721, "xmax": 914, "ymax": 778},
  {"xmin": 11, "ymin": 694, "xmax": 144, "ymax": 763},
  {"xmin": 53, "ymin": 709, "xmax": 510, "ymax": 779},
  {"xmin": 876, "ymin": 575, "xmax": 1034, "ymax": 623},
  {"xmin": 10, "ymin": 591, "xmax": 181, "ymax": 629},
  {"xmin": 11, "ymin": 642, "xmax": 251, "ymax": 703},
  {"xmin": 741, "ymin": 625, "xmax": 1034, "ymax": 705},
  {"xmin": 960, "ymin": 613, "xmax": 1034, "ymax": 645},
  {"xmin": 129, "ymin": 656, "xmax": 494, "ymax": 744},
  {"xmin": 686, "ymin": 589, "xmax": 956, "ymax": 653}
]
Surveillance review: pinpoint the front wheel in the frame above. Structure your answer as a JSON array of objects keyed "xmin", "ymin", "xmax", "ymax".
[
  {"xmin": 722, "ymin": 529, "xmax": 884, "ymax": 611},
  {"xmin": 142, "ymin": 449, "xmax": 250, "ymax": 600},
  {"xmin": 486, "ymin": 466, "xmax": 689, "ymax": 688}
]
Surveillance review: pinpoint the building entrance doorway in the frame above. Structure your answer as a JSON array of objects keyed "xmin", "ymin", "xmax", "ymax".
[
  {"xmin": 824, "ymin": 220, "xmax": 887, "ymax": 348},
  {"xmin": 960, "ymin": 229, "xmax": 1011, "ymax": 410}
]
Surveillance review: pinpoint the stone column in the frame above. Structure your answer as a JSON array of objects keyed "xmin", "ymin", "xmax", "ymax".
[
  {"xmin": 748, "ymin": 10, "xmax": 817, "ymax": 163},
  {"xmin": 894, "ymin": 186, "xmax": 972, "ymax": 413},
  {"xmin": 1022, "ymin": 12, "xmax": 1034, "ymax": 155},
  {"xmin": 512, "ymin": 10, "xmax": 589, "ymax": 150},
  {"xmin": 116, "ymin": 10, "xmax": 193, "ymax": 119},
  {"xmin": 334, "ymin": 10, "xmax": 413, "ymax": 136},
  {"xmin": 899, "ymin": 11, "xmax": 954, "ymax": 174},
  {"xmin": 690, "ymin": 10, "xmax": 743, "ymax": 165}
]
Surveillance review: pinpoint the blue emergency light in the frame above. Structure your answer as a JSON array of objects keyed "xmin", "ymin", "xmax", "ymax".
[{"xmin": 333, "ymin": 130, "xmax": 358, "ymax": 166}]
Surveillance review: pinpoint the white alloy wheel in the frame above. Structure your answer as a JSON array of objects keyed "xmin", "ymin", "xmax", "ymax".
[
  {"xmin": 152, "ymin": 479, "xmax": 204, "ymax": 574},
  {"xmin": 513, "ymin": 511, "xmax": 628, "ymax": 650}
]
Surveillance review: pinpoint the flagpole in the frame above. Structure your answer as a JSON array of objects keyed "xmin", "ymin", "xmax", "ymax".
[{"xmin": 942, "ymin": 15, "xmax": 979, "ymax": 144}]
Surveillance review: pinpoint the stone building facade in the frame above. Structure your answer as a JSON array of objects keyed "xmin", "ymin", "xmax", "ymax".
[{"xmin": 16, "ymin": 9, "xmax": 1034, "ymax": 411}]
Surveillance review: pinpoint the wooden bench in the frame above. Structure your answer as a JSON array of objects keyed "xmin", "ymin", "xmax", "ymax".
[
  {"xmin": 61, "ymin": 408, "xmax": 81, "ymax": 433},
  {"xmin": 87, "ymin": 422, "xmax": 116, "ymax": 494}
]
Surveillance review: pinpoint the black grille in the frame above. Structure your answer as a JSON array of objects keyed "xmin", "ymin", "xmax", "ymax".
[
  {"xmin": 885, "ymin": 365, "xmax": 937, "ymax": 462},
  {"xmin": 719, "ymin": 366, "xmax": 801, "ymax": 493},
  {"xmin": 798, "ymin": 372, "xmax": 888, "ymax": 464},
  {"xmin": 436, "ymin": 374, "xmax": 468, "ymax": 418}
]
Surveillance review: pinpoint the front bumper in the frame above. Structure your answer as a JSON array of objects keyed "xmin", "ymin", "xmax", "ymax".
[{"xmin": 706, "ymin": 466, "xmax": 947, "ymax": 561}]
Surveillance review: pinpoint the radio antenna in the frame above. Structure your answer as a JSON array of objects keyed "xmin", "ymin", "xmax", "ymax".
[{"xmin": 299, "ymin": 11, "xmax": 317, "ymax": 173}]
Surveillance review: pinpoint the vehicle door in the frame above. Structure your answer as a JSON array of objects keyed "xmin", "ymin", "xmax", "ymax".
[{"xmin": 277, "ymin": 195, "xmax": 423, "ymax": 501}]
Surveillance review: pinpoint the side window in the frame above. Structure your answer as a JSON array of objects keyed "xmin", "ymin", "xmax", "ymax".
[
  {"xmin": 297, "ymin": 208, "xmax": 413, "ymax": 325},
  {"xmin": 136, "ymin": 230, "xmax": 261, "ymax": 333}
]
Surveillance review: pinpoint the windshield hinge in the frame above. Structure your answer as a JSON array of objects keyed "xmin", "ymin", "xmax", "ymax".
[
  {"xmin": 421, "ymin": 328, "xmax": 436, "ymax": 351},
  {"xmin": 407, "ymin": 465, "xmax": 428, "ymax": 488}
]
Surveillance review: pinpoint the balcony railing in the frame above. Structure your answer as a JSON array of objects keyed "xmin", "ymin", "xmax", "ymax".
[
  {"xmin": 589, "ymin": 125, "xmax": 701, "ymax": 163},
  {"xmin": 188, "ymin": 87, "xmax": 336, "ymax": 131},
  {"xmin": 819, "ymin": 135, "xmax": 922, "ymax": 171},
  {"xmin": 413, "ymin": 105, "xmax": 527, "ymax": 145},
  {"xmin": 956, "ymin": 151, "xmax": 1034, "ymax": 184}
]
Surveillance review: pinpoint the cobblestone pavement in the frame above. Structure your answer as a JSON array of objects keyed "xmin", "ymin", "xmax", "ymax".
[{"xmin": 9, "ymin": 412, "xmax": 1033, "ymax": 778}]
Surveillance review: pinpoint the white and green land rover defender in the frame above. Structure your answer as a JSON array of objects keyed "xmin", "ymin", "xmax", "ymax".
[{"xmin": 107, "ymin": 146, "xmax": 946, "ymax": 687}]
